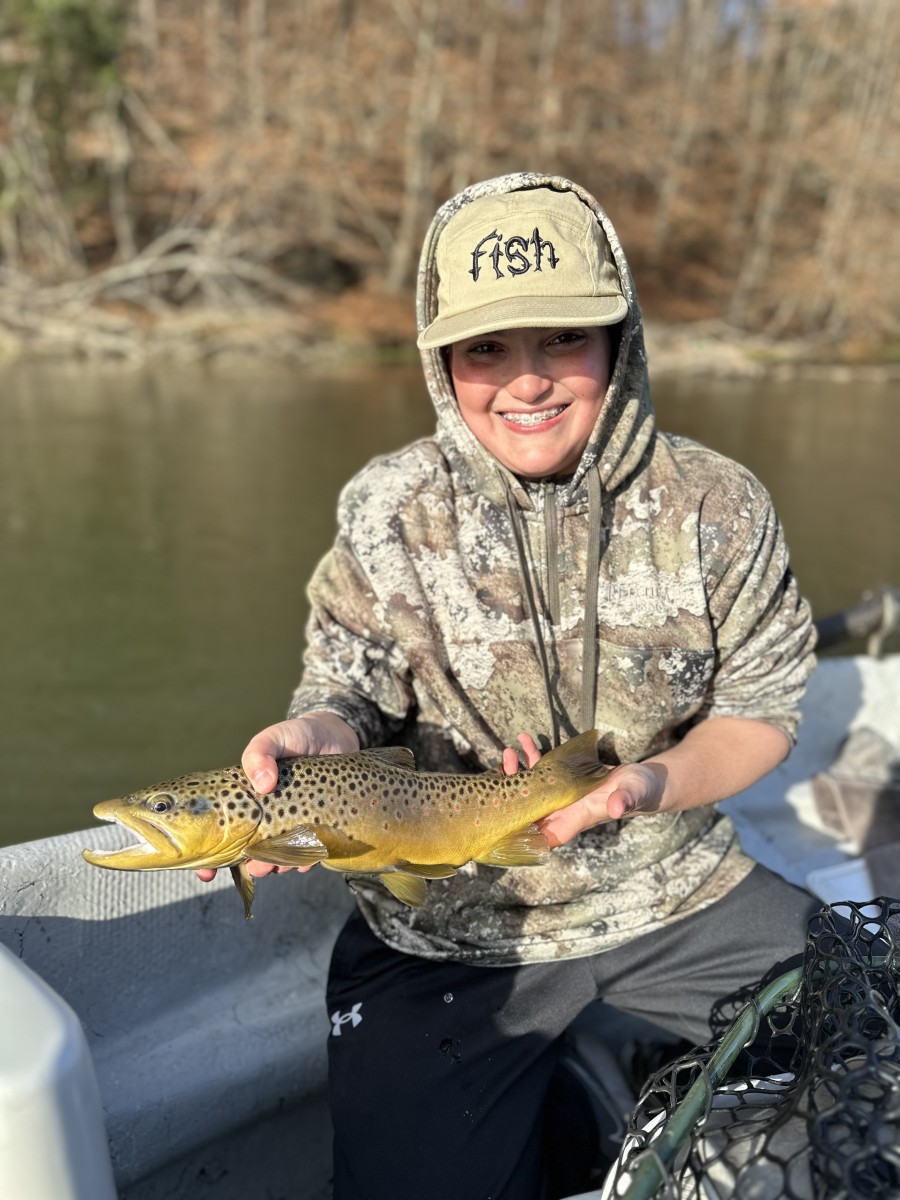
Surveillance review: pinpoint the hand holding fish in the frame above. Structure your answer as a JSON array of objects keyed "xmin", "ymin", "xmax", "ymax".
[
  {"xmin": 242, "ymin": 711, "xmax": 360, "ymax": 793},
  {"xmin": 530, "ymin": 716, "xmax": 792, "ymax": 849},
  {"xmin": 501, "ymin": 733, "xmax": 664, "ymax": 847},
  {"xmin": 195, "ymin": 711, "xmax": 360, "ymax": 883}
]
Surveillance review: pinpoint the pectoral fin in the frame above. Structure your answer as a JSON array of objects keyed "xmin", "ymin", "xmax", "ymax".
[
  {"xmin": 249, "ymin": 826, "xmax": 329, "ymax": 868},
  {"xmin": 474, "ymin": 824, "xmax": 551, "ymax": 867},
  {"xmin": 378, "ymin": 871, "xmax": 429, "ymax": 907},
  {"xmin": 230, "ymin": 862, "xmax": 256, "ymax": 920}
]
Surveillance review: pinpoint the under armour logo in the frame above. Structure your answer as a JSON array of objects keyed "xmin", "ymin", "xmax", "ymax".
[{"xmin": 331, "ymin": 1002, "xmax": 363, "ymax": 1036}]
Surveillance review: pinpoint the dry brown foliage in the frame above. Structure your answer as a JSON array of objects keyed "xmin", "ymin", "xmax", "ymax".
[{"xmin": 0, "ymin": 0, "xmax": 897, "ymax": 358}]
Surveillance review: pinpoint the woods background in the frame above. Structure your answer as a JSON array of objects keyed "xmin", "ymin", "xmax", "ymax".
[{"xmin": 0, "ymin": 0, "xmax": 897, "ymax": 360}]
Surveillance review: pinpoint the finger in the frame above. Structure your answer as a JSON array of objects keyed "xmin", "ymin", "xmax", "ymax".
[
  {"xmin": 501, "ymin": 747, "xmax": 521, "ymax": 775},
  {"xmin": 538, "ymin": 788, "xmax": 612, "ymax": 846},
  {"xmin": 245, "ymin": 861, "xmax": 281, "ymax": 878},
  {"xmin": 517, "ymin": 733, "xmax": 542, "ymax": 768},
  {"xmin": 242, "ymin": 728, "xmax": 290, "ymax": 793},
  {"xmin": 605, "ymin": 787, "xmax": 639, "ymax": 820},
  {"xmin": 242, "ymin": 752, "xmax": 279, "ymax": 794},
  {"xmin": 195, "ymin": 868, "xmax": 217, "ymax": 882}
]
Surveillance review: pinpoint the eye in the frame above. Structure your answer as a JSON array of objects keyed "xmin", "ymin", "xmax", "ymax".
[
  {"xmin": 146, "ymin": 792, "xmax": 176, "ymax": 814},
  {"xmin": 462, "ymin": 338, "xmax": 505, "ymax": 358},
  {"xmin": 547, "ymin": 329, "xmax": 586, "ymax": 348}
]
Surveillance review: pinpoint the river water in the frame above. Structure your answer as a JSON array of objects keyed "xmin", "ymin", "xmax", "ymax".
[{"xmin": 1, "ymin": 358, "xmax": 897, "ymax": 846}]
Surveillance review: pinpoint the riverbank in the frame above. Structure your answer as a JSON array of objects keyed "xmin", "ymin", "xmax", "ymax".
[{"xmin": 0, "ymin": 279, "xmax": 897, "ymax": 380}]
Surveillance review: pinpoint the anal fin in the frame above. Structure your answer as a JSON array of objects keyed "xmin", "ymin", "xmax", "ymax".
[{"xmin": 474, "ymin": 824, "xmax": 551, "ymax": 867}]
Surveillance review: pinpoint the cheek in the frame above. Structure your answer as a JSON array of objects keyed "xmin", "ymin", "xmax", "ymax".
[{"xmin": 451, "ymin": 379, "xmax": 492, "ymax": 426}]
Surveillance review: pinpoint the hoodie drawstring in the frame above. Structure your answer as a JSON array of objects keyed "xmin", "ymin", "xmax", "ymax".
[
  {"xmin": 503, "ymin": 466, "xmax": 604, "ymax": 748},
  {"xmin": 504, "ymin": 480, "xmax": 560, "ymax": 748},
  {"xmin": 581, "ymin": 466, "xmax": 603, "ymax": 734},
  {"xmin": 543, "ymin": 481, "xmax": 561, "ymax": 625}
]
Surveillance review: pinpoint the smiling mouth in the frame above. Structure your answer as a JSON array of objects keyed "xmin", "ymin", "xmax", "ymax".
[{"xmin": 500, "ymin": 405, "xmax": 567, "ymax": 427}]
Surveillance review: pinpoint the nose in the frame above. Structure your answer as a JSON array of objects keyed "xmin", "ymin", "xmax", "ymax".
[{"xmin": 505, "ymin": 349, "xmax": 553, "ymax": 405}]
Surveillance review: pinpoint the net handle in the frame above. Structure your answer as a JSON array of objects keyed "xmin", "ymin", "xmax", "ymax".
[{"xmin": 621, "ymin": 966, "xmax": 804, "ymax": 1200}]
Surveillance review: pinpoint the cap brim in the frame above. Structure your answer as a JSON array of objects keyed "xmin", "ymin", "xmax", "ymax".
[{"xmin": 417, "ymin": 294, "xmax": 628, "ymax": 350}]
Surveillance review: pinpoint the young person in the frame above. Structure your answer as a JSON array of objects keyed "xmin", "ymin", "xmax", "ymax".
[{"xmin": 201, "ymin": 174, "xmax": 817, "ymax": 1198}]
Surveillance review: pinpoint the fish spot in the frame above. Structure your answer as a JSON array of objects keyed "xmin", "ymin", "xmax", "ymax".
[
  {"xmin": 351, "ymin": 806, "xmax": 358, "ymax": 815},
  {"xmin": 227, "ymin": 801, "xmax": 236, "ymax": 811},
  {"xmin": 264, "ymin": 813, "xmax": 273, "ymax": 824},
  {"xmin": 218, "ymin": 818, "xmax": 225, "ymax": 827},
  {"xmin": 289, "ymin": 805, "xmax": 297, "ymax": 815},
  {"xmin": 278, "ymin": 807, "xmax": 285, "ymax": 818},
  {"xmin": 318, "ymin": 799, "xmax": 326, "ymax": 808}
]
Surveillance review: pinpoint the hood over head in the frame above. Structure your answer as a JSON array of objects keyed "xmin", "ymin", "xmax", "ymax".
[{"xmin": 416, "ymin": 173, "xmax": 654, "ymax": 509}]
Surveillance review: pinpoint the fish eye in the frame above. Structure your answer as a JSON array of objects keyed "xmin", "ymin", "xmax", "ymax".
[{"xmin": 146, "ymin": 792, "xmax": 176, "ymax": 814}]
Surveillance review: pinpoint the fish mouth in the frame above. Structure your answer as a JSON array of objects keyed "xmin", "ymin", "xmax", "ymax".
[{"xmin": 83, "ymin": 803, "xmax": 182, "ymax": 867}]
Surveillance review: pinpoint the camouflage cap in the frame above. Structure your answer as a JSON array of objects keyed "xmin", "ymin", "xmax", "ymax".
[{"xmin": 417, "ymin": 188, "xmax": 627, "ymax": 349}]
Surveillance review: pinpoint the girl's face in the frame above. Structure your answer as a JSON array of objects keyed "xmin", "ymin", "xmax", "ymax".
[{"xmin": 448, "ymin": 326, "xmax": 612, "ymax": 480}]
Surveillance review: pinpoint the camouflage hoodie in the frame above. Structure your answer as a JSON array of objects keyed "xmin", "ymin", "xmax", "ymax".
[{"xmin": 290, "ymin": 173, "xmax": 816, "ymax": 966}]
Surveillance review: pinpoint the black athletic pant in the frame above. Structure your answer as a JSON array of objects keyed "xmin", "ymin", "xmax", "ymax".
[{"xmin": 325, "ymin": 866, "xmax": 817, "ymax": 1200}]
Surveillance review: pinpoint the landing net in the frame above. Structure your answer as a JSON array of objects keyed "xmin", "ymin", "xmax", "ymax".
[{"xmin": 605, "ymin": 897, "xmax": 900, "ymax": 1200}]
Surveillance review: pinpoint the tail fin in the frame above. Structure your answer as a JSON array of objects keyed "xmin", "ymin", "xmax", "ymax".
[{"xmin": 535, "ymin": 730, "xmax": 612, "ymax": 789}]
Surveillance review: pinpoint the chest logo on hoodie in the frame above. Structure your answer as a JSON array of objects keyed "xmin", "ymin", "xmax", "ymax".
[{"xmin": 469, "ymin": 228, "xmax": 560, "ymax": 282}]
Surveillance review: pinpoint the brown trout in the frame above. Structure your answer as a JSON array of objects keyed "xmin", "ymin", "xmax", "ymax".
[{"xmin": 83, "ymin": 729, "xmax": 611, "ymax": 917}]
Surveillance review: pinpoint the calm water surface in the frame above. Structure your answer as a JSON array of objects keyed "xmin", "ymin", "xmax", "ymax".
[{"xmin": 1, "ymin": 359, "xmax": 897, "ymax": 845}]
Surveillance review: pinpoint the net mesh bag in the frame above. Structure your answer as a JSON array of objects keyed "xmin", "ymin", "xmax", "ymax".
[{"xmin": 604, "ymin": 897, "xmax": 900, "ymax": 1200}]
